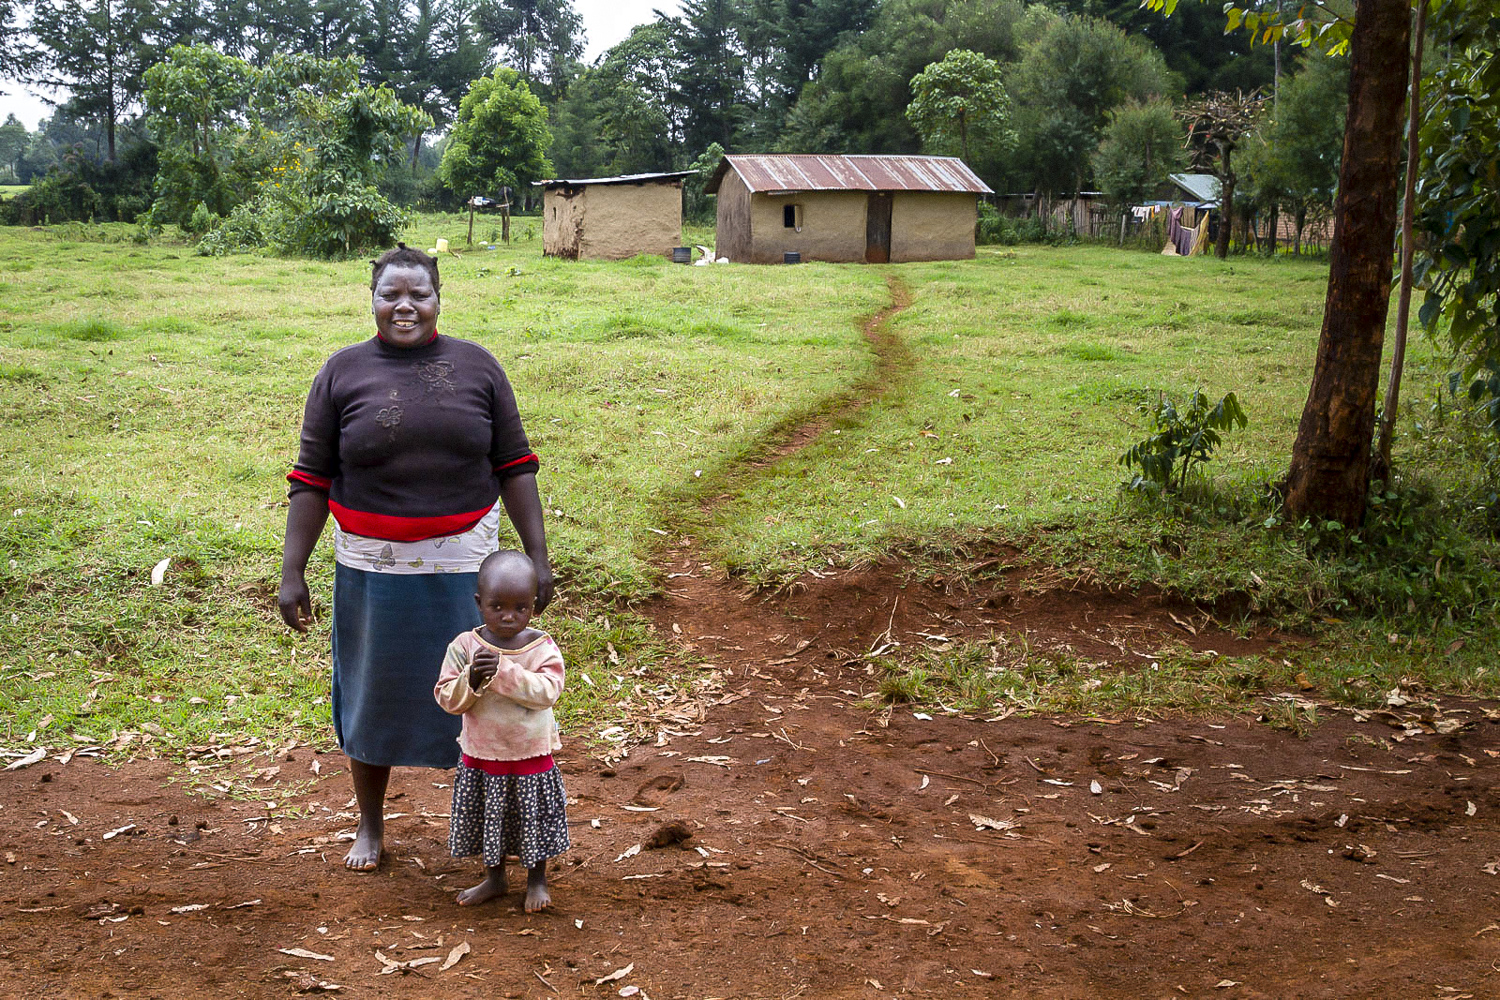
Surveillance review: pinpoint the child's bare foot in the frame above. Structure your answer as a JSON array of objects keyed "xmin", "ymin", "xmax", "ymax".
[
  {"xmin": 524, "ymin": 864, "xmax": 551, "ymax": 913},
  {"xmin": 457, "ymin": 865, "xmax": 507, "ymax": 906},
  {"xmin": 344, "ymin": 820, "xmax": 383, "ymax": 871}
]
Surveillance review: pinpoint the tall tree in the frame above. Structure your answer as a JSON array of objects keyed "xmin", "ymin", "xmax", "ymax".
[
  {"xmin": 31, "ymin": 0, "xmax": 163, "ymax": 162},
  {"xmin": 1279, "ymin": 0, "xmax": 1411, "ymax": 524},
  {"xmin": 1092, "ymin": 97, "xmax": 1186, "ymax": 209},
  {"xmin": 671, "ymin": 0, "xmax": 744, "ymax": 154},
  {"xmin": 782, "ymin": 0, "xmax": 1030, "ymax": 156},
  {"xmin": 1179, "ymin": 89, "xmax": 1264, "ymax": 258},
  {"xmin": 906, "ymin": 49, "xmax": 1012, "ymax": 167},
  {"xmin": 439, "ymin": 65, "xmax": 552, "ymax": 200},
  {"xmin": 0, "ymin": 113, "xmax": 27, "ymax": 179},
  {"xmin": 474, "ymin": 0, "xmax": 582, "ymax": 97},
  {"xmin": 1005, "ymin": 12, "xmax": 1177, "ymax": 197}
]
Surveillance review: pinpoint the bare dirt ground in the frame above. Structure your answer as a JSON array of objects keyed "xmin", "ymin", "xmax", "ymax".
[{"xmin": 6, "ymin": 283, "xmax": 1500, "ymax": 998}]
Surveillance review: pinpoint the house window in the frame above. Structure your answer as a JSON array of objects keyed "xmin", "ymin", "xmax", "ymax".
[{"xmin": 783, "ymin": 204, "xmax": 802, "ymax": 229}]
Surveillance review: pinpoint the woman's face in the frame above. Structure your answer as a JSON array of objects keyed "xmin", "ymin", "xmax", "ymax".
[{"xmin": 372, "ymin": 264, "xmax": 440, "ymax": 348}]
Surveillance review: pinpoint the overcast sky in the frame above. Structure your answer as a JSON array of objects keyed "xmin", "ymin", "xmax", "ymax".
[{"xmin": 0, "ymin": 0, "xmax": 680, "ymax": 131}]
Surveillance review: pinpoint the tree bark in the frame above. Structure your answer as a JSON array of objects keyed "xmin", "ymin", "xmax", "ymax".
[
  {"xmin": 1215, "ymin": 147, "xmax": 1233, "ymax": 259},
  {"xmin": 1281, "ymin": 0, "xmax": 1411, "ymax": 526},
  {"xmin": 1372, "ymin": 0, "xmax": 1427, "ymax": 487}
]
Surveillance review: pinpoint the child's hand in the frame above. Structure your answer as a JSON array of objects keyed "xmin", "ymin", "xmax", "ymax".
[{"xmin": 469, "ymin": 649, "xmax": 499, "ymax": 688}]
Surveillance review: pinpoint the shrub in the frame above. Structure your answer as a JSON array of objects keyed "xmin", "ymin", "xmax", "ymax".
[{"xmin": 1120, "ymin": 389, "xmax": 1248, "ymax": 493}]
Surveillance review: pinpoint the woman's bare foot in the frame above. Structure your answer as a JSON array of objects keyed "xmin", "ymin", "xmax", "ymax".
[
  {"xmin": 457, "ymin": 865, "xmax": 507, "ymax": 906},
  {"xmin": 524, "ymin": 863, "xmax": 551, "ymax": 913},
  {"xmin": 344, "ymin": 820, "xmax": 383, "ymax": 871},
  {"xmin": 345, "ymin": 759, "xmax": 389, "ymax": 871}
]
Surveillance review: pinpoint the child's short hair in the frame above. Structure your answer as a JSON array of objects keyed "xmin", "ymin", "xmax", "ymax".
[{"xmin": 477, "ymin": 550, "xmax": 537, "ymax": 593}]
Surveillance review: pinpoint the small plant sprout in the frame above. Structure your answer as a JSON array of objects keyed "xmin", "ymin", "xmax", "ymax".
[{"xmin": 1120, "ymin": 388, "xmax": 1248, "ymax": 493}]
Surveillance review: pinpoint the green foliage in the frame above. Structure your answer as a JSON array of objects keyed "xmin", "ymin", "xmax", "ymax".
[
  {"xmin": 1120, "ymin": 389, "xmax": 1248, "ymax": 493},
  {"xmin": 148, "ymin": 47, "xmax": 430, "ymax": 259},
  {"xmin": 439, "ymin": 67, "xmax": 553, "ymax": 199},
  {"xmin": 1092, "ymin": 97, "xmax": 1186, "ymax": 208},
  {"xmin": 684, "ymin": 141, "xmax": 725, "ymax": 222},
  {"xmin": 1239, "ymin": 50, "xmax": 1347, "ymax": 250},
  {"xmin": 1417, "ymin": 0, "xmax": 1500, "ymax": 435},
  {"xmin": 906, "ymin": 49, "xmax": 1013, "ymax": 166},
  {"xmin": 143, "ymin": 44, "xmax": 260, "ymax": 225},
  {"xmin": 1006, "ymin": 12, "xmax": 1179, "ymax": 196}
]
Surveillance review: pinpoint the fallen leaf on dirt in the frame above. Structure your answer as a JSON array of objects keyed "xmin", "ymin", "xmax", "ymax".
[
  {"xmin": 912, "ymin": 712, "xmax": 932, "ymax": 721},
  {"xmin": 102, "ymin": 824, "xmax": 136, "ymax": 840},
  {"xmin": 283, "ymin": 971, "xmax": 342, "ymax": 993},
  {"xmin": 595, "ymin": 963, "xmax": 634, "ymax": 985},
  {"xmin": 944, "ymin": 794, "xmax": 959, "ymax": 806},
  {"xmin": 918, "ymin": 775, "xmax": 929, "ymax": 790},
  {"xmin": 5, "ymin": 747, "xmax": 46, "ymax": 770},
  {"xmin": 516, "ymin": 928, "xmax": 541, "ymax": 936},
  {"xmin": 169, "ymin": 904, "xmax": 209, "ymax": 914},
  {"xmin": 969, "ymin": 813, "xmax": 1016, "ymax": 832},
  {"xmin": 223, "ymin": 900, "xmax": 261, "ymax": 909},
  {"xmin": 1215, "ymin": 981, "xmax": 1241, "ymax": 988},
  {"xmin": 685, "ymin": 756, "xmax": 733, "ymax": 767},
  {"xmin": 614, "ymin": 844, "xmax": 642, "ymax": 863},
  {"xmin": 971, "ymin": 970, "xmax": 993, "ymax": 979},
  {"xmin": 1089, "ymin": 780, "xmax": 1102, "ymax": 795},
  {"xmin": 375, "ymin": 950, "xmax": 439, "ymax": 974},
  {"xmin": 575, "ymin": 919, "xmax": 584, "ymax": 929},
  {"xmin": 59, "ymin": 809, "xmax": 78, "ymax": 825},
  {"xmin": 1467, "ymin": 801, "xmax": 1477, "ymax": 817},
  {"xmin": 280, "ymin": 948, "xmax": 335, "ymax": 962},
  {"xmin": 619, "ymin": 988, "xmax": 641, "ymax": 997},
  {"xmin": 4, "ymin": 852, "xmax": 14, "ymax": 864},
  {"xmin": 439, "ymin": 941, "xmax": 470, "ymax": 971},
  {"xmin": 151, "ymin": 558, "xmax": 171, "ymax": 587},
  {"xmin": 1043, "ymin": 779, "xmax": 1073, "ymax": 787},
  {"xmin": 1482, "ymin": 861, "xmax": 1500, "ymax": 875}
]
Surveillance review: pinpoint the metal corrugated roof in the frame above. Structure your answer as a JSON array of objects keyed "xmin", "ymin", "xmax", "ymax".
[
  {"xmin": 533, "ymin": 170, "xmax": 694, "ymax": 189},
  {"xmin": 706, "ymin": 155, "xmax": 992, "ymax": 195},
  {"xmin": 1168, "ymin": 173, "xmax": 1221, "ymax": 204}
]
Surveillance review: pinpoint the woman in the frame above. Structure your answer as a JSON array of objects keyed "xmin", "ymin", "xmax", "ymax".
[{"xmin": 278, "ymin": 244, "xmax": 552, "ymax": 871}]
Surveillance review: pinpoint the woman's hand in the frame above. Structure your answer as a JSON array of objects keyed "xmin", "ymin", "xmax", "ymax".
[
  {"xmin": 279, "ymin": 573, "xmax": 313, "ymax": 632},
  {"xmin": 470, "ymin": 648, "xmax": 500, "ymax": 688},
  {"xmin": 533, "ymin": 557, "xmax": 555, "ymax": 613},
  {"xmin": 279, "ymin": 490, "xmax": 330, "ymax": 633}
]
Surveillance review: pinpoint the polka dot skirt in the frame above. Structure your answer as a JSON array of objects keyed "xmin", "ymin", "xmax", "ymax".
[{"xmin": 449, "ymin": 762, "xmax": 571, "ymax": 869}]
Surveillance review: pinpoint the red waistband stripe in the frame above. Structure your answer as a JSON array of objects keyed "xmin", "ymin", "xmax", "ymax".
[{"xmin": 327, "ymin": 500, "xmax": 493, "ymax": 542}]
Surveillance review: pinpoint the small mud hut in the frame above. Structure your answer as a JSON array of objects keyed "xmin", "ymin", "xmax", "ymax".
[
  {"xmin": 706, "ymin": 154, "xmax": 992, "ymax": 264},
  {"xmin": 534, "ymin": 171, "xmax": 694, "ymax": 260}
]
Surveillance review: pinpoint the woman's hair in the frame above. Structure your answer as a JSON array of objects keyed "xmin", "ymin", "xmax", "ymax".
[{"xmin": 371, "ymin": 243, "xmax": 441, "ymax": 294}]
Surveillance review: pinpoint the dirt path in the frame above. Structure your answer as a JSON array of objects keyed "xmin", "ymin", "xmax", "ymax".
[{"xmin": 5, "ymin": 281, "xmax": 1500, "ymax": 998}]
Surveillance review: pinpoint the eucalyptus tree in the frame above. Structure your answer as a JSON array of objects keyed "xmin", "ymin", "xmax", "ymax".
[
  {"xmin": 30, "ymin": 0, "xmax": 164, "ymax": 162},
  {"xmin": 474, "ymin": 0, "xmax": 582, "ymax": 99}
]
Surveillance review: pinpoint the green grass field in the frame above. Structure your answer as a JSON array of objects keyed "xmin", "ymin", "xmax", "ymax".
[{"xmin": 2, "ymin": 217, "xmax": 1497, "ymax": 755}]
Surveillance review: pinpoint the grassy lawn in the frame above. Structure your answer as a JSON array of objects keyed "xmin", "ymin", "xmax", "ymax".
[{"xmin": 2, "ymin": 217, "xmax": 1497, "ymax": 756}]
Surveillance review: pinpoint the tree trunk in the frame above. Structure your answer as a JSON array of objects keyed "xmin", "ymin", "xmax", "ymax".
[
  {"xmin": 1267, "ymin": 202, "xmax": 1279, "ymax": 256},
  {"xmin": 1215, "ymin": 150, "xmax": 1233, "ymax": 259},
  {"xmin": 1372, "ymin": 0, "xmax": 1428, "ymax": 486},
  {"xmin": 1281, "ymin": 0, "xmax": 1411, "ymax": 525}
]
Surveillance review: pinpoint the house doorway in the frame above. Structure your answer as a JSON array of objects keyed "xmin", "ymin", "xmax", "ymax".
[{"xmin": 865, "ymin": 193, "xmax": 892, "ymax": 263}]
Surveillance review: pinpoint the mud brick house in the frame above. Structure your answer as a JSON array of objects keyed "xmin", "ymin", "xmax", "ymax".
[
  {"xmin": 705, "ymin": 154, "xmax": 993, "ymax": 264},
  {"xmin": 535, "ymin": 171, "xmax": 694, "ymax": 260}
]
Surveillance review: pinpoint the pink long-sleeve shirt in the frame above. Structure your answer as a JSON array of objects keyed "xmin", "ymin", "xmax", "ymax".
[{"xmin": 433, "ymin": 629, "xmax": 565, "ymax": 761}]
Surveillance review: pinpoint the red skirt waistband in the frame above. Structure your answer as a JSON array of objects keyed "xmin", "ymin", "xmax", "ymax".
[{"xmin": 461, "ymin": 752, "xmax": 555, "ymax": 777}]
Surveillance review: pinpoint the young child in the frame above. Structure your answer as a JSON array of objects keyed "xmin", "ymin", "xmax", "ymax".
[{"xmin": 434, "ymin": 549, "xmax": 569, "ymax": 912}]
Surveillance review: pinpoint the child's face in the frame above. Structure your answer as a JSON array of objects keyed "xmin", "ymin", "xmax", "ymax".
[{"xmin": 476, "ymin": 573, "xmax": 535, "ymax": 640}]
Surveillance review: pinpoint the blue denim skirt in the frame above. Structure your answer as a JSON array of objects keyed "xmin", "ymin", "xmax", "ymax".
[{"xmin": 330, "ymin": 563, "xmax": 478, "ymax": 767}]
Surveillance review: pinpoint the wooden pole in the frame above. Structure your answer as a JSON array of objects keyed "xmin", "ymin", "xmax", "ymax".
[{"xmin": 467, "ymin": 198, "xmax": 475, "ymax": 246}]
